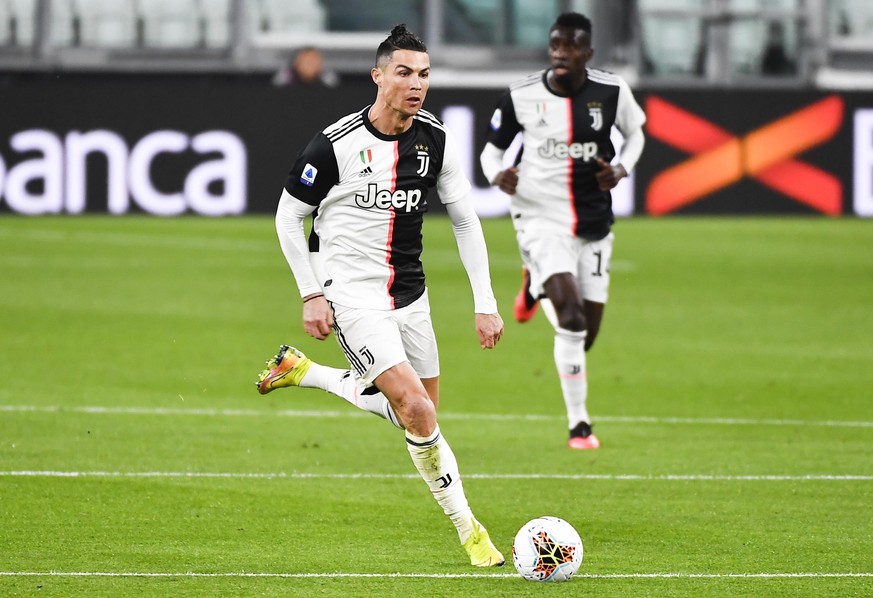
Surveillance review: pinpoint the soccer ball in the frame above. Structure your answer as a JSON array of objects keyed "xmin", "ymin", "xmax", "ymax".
[{"xmin": 512, "ymin": 516, "xmax": 584, "ymax": 582}]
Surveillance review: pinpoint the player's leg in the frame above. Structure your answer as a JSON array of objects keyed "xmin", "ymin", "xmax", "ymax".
[
  {"xmin": 542, "ymin": 272, "xmax": 598, "ymax": 449},
  {"xmin": 255, "ymin": 247, "xmax": 403, "ymax": 425},
  {"xmin": 524, "ymin": 231, "xmax": 597, "ymax": 449},
  {"xmin": 579, "ymin": 231, "xmax": 613, "ymax": 352},
  {"xmin": 255, "ymin": 344, "xmax": 402, "ymax": 428},
  {"xmin": 514, "ymin": 266, "xmax": 539, "ymax": 323},
  {"xmin": 565, "ymin": 232, "xmax": 615, "ymax": 447},
  {"xmin": 384, "ymin": 294, "xmax": 503, "ymax": 566},
  {"xmin": 582, "ymin": 299, "xmax": 604, "ymax": 352}
]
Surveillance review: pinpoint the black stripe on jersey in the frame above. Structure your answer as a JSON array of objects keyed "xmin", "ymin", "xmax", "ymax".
[
  {"xmin": 326, "ymin": 114, "xmax": 365, "ymax": 143},
  {"xmin": 333, "ymin": 321, "xmax": 366, "ymax": 377},
  {"xmin": 384, "ymin": 122, "xmax": 444, "ymax": 309},
  {"xmin": 386, "ymin": 209, "xmax": 427, "ymax": 309},
  {"xmin": 510, "ymin": 71, "xmax": 544, "ymax": 91},
  {"xmin": 568, "ymin": 73, "xmax": 620, "ymax": 240},
  {"xmin": 587, "ymin": 68, "xmax": 622, "ymax": 86},
  {"xmin": 413, "ymin": 109, "xmax": 445, "ymax": 131}
]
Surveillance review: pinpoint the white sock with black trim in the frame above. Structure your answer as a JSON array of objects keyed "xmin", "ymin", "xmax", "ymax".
[
  {"xmin": 406, "ymin": 426, "xmax": 474, "ymax": 542},
  {"xmin": 300, "ymin": 364, "xmax": 402, "ymax": 429},
  {"xmin": 554, "ymin": 328, "xmax": 590, "ymax": 429}
]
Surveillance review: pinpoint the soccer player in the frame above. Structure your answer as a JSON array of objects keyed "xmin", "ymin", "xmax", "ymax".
[
  {"xmin": 256, "ymin": 24, "xmax": 505, "ymax": 567},
  {"xmin": 479, "ymin": 12, "xmax": 646, "ymax": 450}
]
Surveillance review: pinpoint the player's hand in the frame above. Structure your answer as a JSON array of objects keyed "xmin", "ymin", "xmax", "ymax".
[
  {"xmin": 302, "ymin": 295, "xmax": 333, "ymax": 340},
  {"xmin": 594, "ymin": 157, "xmax": 626, "ymax": 191},
  {"xmin": 494, "ymin": 167, "xmax": 519, "ymax": 195},
  {"xmin": 475, "ymin": 312, "xmax": 504, "ymax": 349}
]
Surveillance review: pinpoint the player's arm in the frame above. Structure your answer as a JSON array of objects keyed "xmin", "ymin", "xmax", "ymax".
[
  {"xmin": 480, "ymin": 90, "xmax": 522, "ymax": 194},
  {"xmin": 276, "ymin": 132, "xmax": 339, "ymax": 340},
  {"xmin": 275, "ymin": 190, "xmax": 332, "ymax": 340},
  {"xmin": 445, "ymin": 198, "xmax": 504, "ymax": 350},
  {"xmin": 438, "ymin": 127, "xmax": 503, "ymax": 349},
  {"xmin": 595, "ymin": 78, "xmax": 647, "ymax": 191}
]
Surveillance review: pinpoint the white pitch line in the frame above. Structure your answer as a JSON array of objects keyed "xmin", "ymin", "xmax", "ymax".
[
  {"xmin": 2, "ymin": 471, "xmax": 871, "ymax": 481},
  {"xmin": 2, "ymin": 404, "xmax": 872, "ymax": 429},
  {"xmin": 0, "ymin": 571, "xmax": 870, "ymax": 579}
]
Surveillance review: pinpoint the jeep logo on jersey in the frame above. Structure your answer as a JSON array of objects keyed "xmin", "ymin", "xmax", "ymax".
[
  {"xmin": 538, "ymin": 139, "xmax": 598, "ymax": 161},
  {"xmin": 354, "ymin": 183, "xmax": 423, "ymax": 212}
]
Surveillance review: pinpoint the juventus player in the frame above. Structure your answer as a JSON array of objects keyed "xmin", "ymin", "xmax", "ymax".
[
  {"xmin": 256, "ymin": 25, "xmax": 505, "ymax": 567},
  {"xmin": 480, "ymin": 12, "xmax": 646, "ymax": 450}
]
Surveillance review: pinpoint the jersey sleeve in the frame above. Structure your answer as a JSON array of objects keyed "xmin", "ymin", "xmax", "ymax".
[
  {"xmin": 484, "ymin": 90, "xmax": 522, "ymax": 150},
  {"xmin": 614, "ymin": 78, "xmax": 647, "ymax": 137},
  {"xmin": 284, "ymin": 132, "xmax": 340, "ymax": 206},
  {"xmin": 436, "ymin": 126, "xmax": 472, "ymax": 205}
]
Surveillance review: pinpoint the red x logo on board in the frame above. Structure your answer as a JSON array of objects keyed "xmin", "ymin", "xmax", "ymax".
[{"xmin": 645, "ymin": 95, "xmax": 844, "ymax": 215}]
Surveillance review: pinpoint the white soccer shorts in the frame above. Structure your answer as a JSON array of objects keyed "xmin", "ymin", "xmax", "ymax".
[
  {"xmin": 330, "ymin": 289, "xmax": 440, "ymax": 386},
  {"xmin": 518, "ymin": 231, "xmax": 614, "ymax": 304}
]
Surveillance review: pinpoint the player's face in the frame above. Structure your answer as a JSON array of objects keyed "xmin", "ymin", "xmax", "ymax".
[
  {"xmin": 373, "ymin": 49, "xmax": 430, "ymax": 118},
  {"xmin": 548, "ymin": 25, "xmax": 593, "ymax": 90}
]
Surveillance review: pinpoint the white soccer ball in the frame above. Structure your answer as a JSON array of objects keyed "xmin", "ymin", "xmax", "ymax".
[{"xmin": 512, "ymin": 516, "xmax": 584, "ymax": 582}]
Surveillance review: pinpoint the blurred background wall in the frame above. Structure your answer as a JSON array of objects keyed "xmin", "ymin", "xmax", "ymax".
[{"xmin": 1, "ymin": 0, "xmax": 871, "ymax": 216}]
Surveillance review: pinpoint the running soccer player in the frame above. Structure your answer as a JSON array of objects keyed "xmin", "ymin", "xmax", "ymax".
[
  {"xmin": 480, "ymin": 12, "xmax": 646, "ymax": 450},
  {"xmin": 256, "ymin": 24, "xmax": 505, "ymax": 567}
]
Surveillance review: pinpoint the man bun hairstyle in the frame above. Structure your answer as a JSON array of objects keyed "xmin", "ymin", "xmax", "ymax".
[
  {"xmin": 553, "ymin": 12, "xmax": 592, "ymax": 36},
  {"xmin": 375, "ymin": 24, "xmax": 428, "ymax": 68}
]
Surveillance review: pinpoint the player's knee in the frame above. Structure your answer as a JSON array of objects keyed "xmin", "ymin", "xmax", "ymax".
[
  {"xmin": 557, "ymin": 307, "xmax": 586, "ymax": 332},
  {"xmin": 397, "ymin": 393, "xmax": 436, "ymax": 434}
]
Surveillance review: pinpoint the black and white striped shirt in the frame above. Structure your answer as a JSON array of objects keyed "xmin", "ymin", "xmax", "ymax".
[{"xmin": 284, "ymin": 106, "xmax": 471, "ymax": 310}]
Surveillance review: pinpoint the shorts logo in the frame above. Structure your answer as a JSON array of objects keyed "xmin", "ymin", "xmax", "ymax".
[
  {"xmin": 645, "ymin": 95, "xmax": 843, "ymax": 215},
  {"xmin": 358, "ymin": 346, "xmax": 374, "ymax": 366},
  {"xmin": 355, "ymin": 183, "xmax": 423, "ymax": 212},
  {"xmin": 300, "ymin": 163, "xmax": 318, "ymax": 187},
  {"xmin": 588, "ymin": 103, "xmax": 603, "ymax": 131}
]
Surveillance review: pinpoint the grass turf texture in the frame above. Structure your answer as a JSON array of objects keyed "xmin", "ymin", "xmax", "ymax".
[{"xmin": 1, "ymin": 215, "xmax": 871, "ymax": 597}]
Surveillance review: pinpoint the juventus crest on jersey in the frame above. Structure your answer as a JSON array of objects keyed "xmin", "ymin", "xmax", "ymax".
[
  {"xmin": 486, "ymin": 67, "xmax": 646, "ymax": 240},
  {"xmin": 285, "ymin": 106, "xmax": 471, "ymax": 311}
]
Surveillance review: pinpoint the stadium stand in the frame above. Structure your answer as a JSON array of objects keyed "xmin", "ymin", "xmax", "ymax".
[
  {"xmin": 63, "ymin": 0, "xmax": 139, "ymax": 47},
  {"xmin": 252, "ymin": 0, "xmax": 326, "ymax": 35},
  {"xmin": 0, "ymin": 0, "xmax": 869, "ymax": 88},
  {"xmin": 0, "ymin": 0, "xmax": 35, "ymax": 46}
]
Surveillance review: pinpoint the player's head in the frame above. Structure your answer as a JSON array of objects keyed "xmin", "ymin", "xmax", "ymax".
[
  {"xmin": 548, "ymin": 12, "xmax": 594, "ymax": 91},
  {"xmin": 375, "ymin": 24, "xmax": 428, "ymax": 70},
  {"xmin": 372, "ymin": 24, "xmax": 430, "ymax": 118}
]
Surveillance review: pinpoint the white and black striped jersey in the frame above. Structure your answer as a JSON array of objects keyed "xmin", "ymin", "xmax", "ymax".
[
  {"xmin": 486, "ymin": 68, "xmax": 646, "ymax": 240},
  {"xmin": 284, "ymin": 106, "xmax": 471, "ymax": 310}
]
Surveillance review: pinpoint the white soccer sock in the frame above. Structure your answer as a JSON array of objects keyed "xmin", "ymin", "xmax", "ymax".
[
  {"xmin": 406, "ymin": 426, "xmax": 474, "ymax": 543},
  {"xmin": 554, "ymin": 328, "xmax": 590, "ymax": 428},
  {"xmin": 300, "ymin": 364, "xmax": 403, "ymax": 429}
]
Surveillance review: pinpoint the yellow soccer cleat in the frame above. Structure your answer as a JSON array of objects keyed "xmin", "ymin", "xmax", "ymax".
[
  {"xmin": 256, "ymin": 345, "xmax": 313, "ymax": 395},
  {"xmin": 463, "ymin": 517, "xmax": 506, "ymax": 567}
]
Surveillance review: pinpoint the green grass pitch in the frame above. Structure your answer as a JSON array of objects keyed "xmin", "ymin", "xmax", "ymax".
[{"xmin": 1, "ymin": 214, "xmax": 871, "ymax": 597}]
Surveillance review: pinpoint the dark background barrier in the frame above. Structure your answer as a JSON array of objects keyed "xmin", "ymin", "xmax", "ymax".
[{"xmin": 1, "ymin": 74, "xmax": 870, "ymax": 216}]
